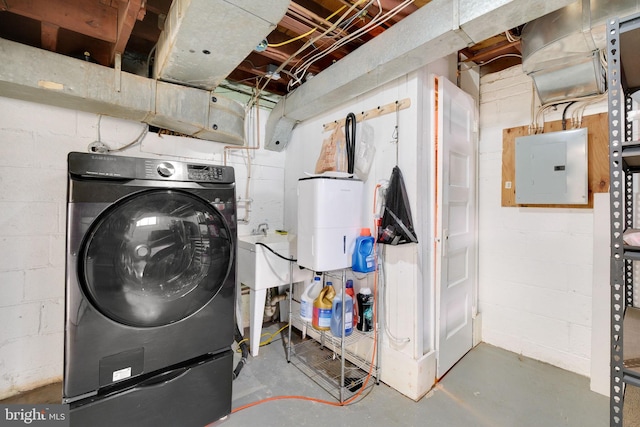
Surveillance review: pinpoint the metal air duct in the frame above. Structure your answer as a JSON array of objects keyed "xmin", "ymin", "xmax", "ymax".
[
  {"xmin": 154, "ymin": 0, "xmax": 290, "ymax": 90},
  {"xmin": 0, "ymin": 39, "xmax": 245, "ymax": 145},
  {"xmin": 521, "ymin": 0, "xmax": 640, "ymax": 104}
]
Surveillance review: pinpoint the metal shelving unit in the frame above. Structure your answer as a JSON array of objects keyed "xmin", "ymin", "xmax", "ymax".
[
  {"xmin": 608, "ymin": 12, "xmax": 640, "ymax": 426},
  {"xmin": 286, "ymin": 269, "xmax": 379, "ymax": 403}
]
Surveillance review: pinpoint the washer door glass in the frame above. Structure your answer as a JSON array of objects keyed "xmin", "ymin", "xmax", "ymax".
[{"xmin": 80, "ymin": 189, "xmax": 233, "ymax": 327}]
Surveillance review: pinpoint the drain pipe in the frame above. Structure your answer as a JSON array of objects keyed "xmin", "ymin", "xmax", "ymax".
[{"xmin": 264, "ymin": 288, "xmax": 288, "ymax": 318}]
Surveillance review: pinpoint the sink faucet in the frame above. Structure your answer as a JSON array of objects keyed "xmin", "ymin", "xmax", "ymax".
[{"xmin": 253, "ymin": 222, "xmax": 269, "ymax": 236}]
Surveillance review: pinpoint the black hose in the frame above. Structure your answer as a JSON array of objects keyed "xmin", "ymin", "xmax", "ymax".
[
  {"xmin": 256, "ymin": 242, "xmax": 296, "ymax": 262},
  {"xmin": 232, "ymin": 323, "xmax": 249, "ymax": 380},
  {"xmin": 345, "ymin": 112, "xmax": 356, "ymax": 174}
]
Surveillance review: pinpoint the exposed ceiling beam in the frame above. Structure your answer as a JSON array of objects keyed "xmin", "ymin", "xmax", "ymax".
[
  {"xmin": 1, "ymin": 0, "xmax": 118, "ymax": 43},
  {"xmin": 145, "ymin": 0, "xmax": 171, "ymax": 16},
  {"xmin": 131, "ymin": 12, "xmax": 162, "ymax": 43},
  {"xmin": 40, "ymin": 22, "xmax": 59, "ymax": 51},
  {"xmin": 111, "ymin": 0, "xmax": 146, "ymax": 62},
  {"xmin": 461, "ymin": 39, "xmax": 521, "ymax": 64}
]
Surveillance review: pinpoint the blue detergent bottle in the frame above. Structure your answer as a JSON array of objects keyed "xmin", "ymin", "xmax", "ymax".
[
  {"xmin": 330, "ymin": 289, "xmax": 353, "ymax": 337},
  {"xmin": 352, "ymin": 228, "xmax": 375, "ymax": 273}
]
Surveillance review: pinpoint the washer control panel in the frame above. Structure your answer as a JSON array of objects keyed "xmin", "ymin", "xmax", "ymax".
[
  {"xmin": 186, "ymin": 164, "xmax": 225, "ymax": 181},
  {"xmin": 156, "ymin": 162, "xmax": 175, "ymax": 177},
  {"xmin": 141, "ymin": 159, "xmax": 230, "ymax": 182},
  {"xmin": 68, "ymin": 152, "xmax": 234, "ymax": 184}
]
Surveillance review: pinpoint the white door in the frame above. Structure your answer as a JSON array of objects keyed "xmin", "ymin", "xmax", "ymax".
[{"xmin": 435, "ymin": 76, "xmax": 477, "ymax": 378}]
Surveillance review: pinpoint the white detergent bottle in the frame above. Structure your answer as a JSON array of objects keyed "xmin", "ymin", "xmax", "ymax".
[{"xmin": 301, "ymin": 276, "xmax": 322, "ymax": 323}]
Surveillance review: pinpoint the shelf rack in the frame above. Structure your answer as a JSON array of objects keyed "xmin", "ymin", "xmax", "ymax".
[
  {"xmin": 285, "ymin": 269, "xmax": 379, "ymax": 403},
  {"xmin": 607, "ymin": 12, "xmax": 640, "ymax": 426}
]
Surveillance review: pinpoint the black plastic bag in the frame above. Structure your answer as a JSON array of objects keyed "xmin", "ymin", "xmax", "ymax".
[{"xmin": 378, "ymin": 166, "xmax": 418, "ymax": 245}]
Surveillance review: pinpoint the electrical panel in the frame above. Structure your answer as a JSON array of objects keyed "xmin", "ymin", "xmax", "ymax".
[{"xmin": 515, "ymin": 128, "xmax": 588, "ymax": 205}]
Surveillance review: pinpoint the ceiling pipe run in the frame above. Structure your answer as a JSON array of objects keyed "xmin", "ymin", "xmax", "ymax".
[{"xmin": 264, "ymin": 0, "xmax": 576, "ymax": 151}]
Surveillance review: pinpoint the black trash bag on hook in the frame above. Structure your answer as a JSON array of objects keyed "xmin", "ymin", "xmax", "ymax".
[{"xmin": 378, "ymin": 166, "xmax": 418, "ymax": 245}]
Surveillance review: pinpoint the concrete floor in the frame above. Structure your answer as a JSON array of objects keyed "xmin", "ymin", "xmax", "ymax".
[
  {"xmin": 2, "ymin": 323, "xmax": 608, "ymax": 427},
  {"xmin": 223, "ymin": 323, "xmax": 608, "ymax": 427}
]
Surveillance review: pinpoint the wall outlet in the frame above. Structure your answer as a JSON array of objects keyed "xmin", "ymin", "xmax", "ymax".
[{"xmin": 88, "ymin": 141, "xmax": 109, "ymax": 153}]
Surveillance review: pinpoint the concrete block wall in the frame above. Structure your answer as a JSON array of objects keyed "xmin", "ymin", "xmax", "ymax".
[
  {"xmin": 478, "ymin": 65, "xmax": 608, "ymax": 379},
  {"xmin": 0, "ymin": 96, "xmax": 285, "ymax": 399}
]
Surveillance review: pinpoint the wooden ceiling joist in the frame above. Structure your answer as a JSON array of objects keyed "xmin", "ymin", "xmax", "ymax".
[
  {"xmin": 40, "ymin": 22, "xmax": 59, "ymax": 51},
  {"xmin": 112, "ymin": 0, "xmax": 146, "ymax": 61},
  {"xmin": 461, "ymin": 39, "xmax": 521, "ymax": 64},
  {"xmin": 2, "ymin": 0, "xmax": 118, "ymax": 43}
]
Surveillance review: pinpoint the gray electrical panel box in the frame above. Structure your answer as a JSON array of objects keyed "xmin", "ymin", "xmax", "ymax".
[{"xmin": 515, "ymin": 128, "xmax": 588, "ymax": 205}]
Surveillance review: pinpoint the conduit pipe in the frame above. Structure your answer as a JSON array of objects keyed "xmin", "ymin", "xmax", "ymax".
[{"xmin": 224, "ymin": 96, "xmax": 262, "ymax": 224}]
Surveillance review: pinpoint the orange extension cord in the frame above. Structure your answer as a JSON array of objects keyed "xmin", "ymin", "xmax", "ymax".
[{"xmin": 232, "ymin": 185, "xmax": 383, "ymax": 414}]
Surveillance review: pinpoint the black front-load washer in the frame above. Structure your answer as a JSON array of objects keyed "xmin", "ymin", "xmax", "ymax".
[{"xmin": 63, "ymin": 152, "xmax": 236, "ymax": 427}]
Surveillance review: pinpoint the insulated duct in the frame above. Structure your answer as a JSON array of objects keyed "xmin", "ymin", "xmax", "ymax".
[
  {"xmin": 0, "ymin": 0, "xmax": 292, "ymax": 145},
  {"xmin": 264, "ymin": 0, "xmax": 576, "ymax": 151},
  {"xmin": 521, "ymin": 0, "xmax": 640, "ymax": 104},
  {"xmin": 154, "ymin": 0, "xmax": 290, "ymax": 90},
  {"xmin": 0, "ymin": 39, "xmax": 245, "ymax": 145}
]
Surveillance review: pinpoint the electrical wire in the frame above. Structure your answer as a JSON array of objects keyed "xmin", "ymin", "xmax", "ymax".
[
  {"xmin": 529, "ymin": 48, "xmax": 608, "ymax": 133},
  {"xmin": 504, "ymin": 30, "xmax": 520, "ymax": 43},
  {"xmin": 232, "ymin": 312, "xmax": 379, "ymax": 411},
  {"xmin": 561, "ymin": 101, "xmax": 575, "ymax": 130},
  {"xmin": 93, "ymin": 114, "xmax": 148, "ymax": 153},
  {"xmin": 458, "ymin": 53, "xmax": 523, "ymax": 72},
  {"xmin": 232, "ymin": 175, "xmax": 391, "ymax": 416},
  {"xmin": 285, "ymin": 0, "xmax": 382, "ymax": 91},
  {"xmin": 96, "ymin": 114, "xmax": 102, "ymax": 142},
  {"xmin": 246, "ymin": 0, "xmax": 369, "ymax": 110},
  {"xmin": 287, "ymin": 0, "xmax": 402, "ymax": 91},
  {"xmin": 373, "ymin": 182, "xmax": 410, "ymax": 344},
  {"xmin": 235, "ymin": 323, "xmax": 290, "ymax": 350},
  {"xmin": 287, "ymin": 0, "xmax": 412, "ymax": 91},
  {"xmin": 232, "ymin": 231, "xmax": 381, "ymax": 414},
  {"xmin": 108, "ymin": 125, "xmax": 148, "ymax": 152},
  {"xmin": 572, "ymin": 91, "xmax": 607, "ymax": 128},
  {"xmin": 379, "ymin": 245, "xmax": 410, "ymax": 344},
  {"xmin": 267, "ymin": 5, "xmax": 348, "ymax": 48},
  {"xmin": 532, "ymin": 91, "xmax": 608, "ymax": 134}
]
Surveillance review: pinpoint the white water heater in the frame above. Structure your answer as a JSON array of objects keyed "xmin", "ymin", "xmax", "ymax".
[{"xmin": 297, "ymin": 176, "xmax": 363, "ymax": 272}]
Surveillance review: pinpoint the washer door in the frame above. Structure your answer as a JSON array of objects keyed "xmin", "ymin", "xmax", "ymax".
[{"xmin": 79, "ymin": 189, "xmax": 233, "ymax": 327}]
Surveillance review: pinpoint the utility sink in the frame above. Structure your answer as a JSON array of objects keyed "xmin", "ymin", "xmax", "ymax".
[
  {"xmin": 238, "ymin": 233, "xmax": 303, "ymax": 290},
  {"xmin": 237, "ymin": 233, "xmax": 312, "ymax": 356}
]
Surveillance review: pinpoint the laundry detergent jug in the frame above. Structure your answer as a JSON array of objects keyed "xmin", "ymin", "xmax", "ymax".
[
  {"xmin": 312, "ymin": 284, "xmax": 335, "ymax": 331},
  {"xmin": 330, "ymin": 289, "xmax": 353, "ymax": 337},
  {"xmin": 301, "ymin": 276, "xmax": 322, "ymax": 323},
  {"xmin": 352, "ymin": 228, "xmax": 375, "ymax": 273}
]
